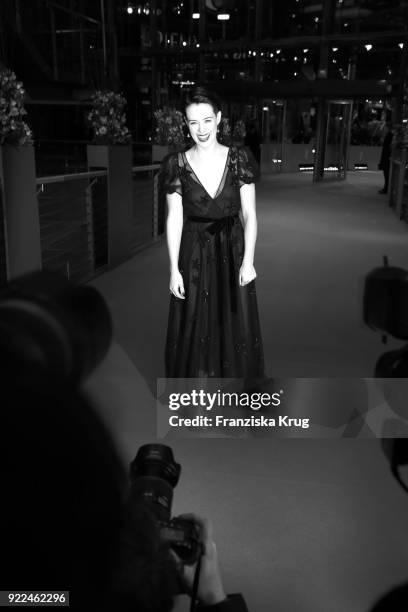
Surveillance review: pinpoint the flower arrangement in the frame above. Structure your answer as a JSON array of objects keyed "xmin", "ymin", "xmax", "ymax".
[
  {"xmin": 87, "ymin": 90, "xmax": 131, "ymax": 144},
  {"xmin": 0, "ymin": 69, "xmax": 33, "ymax": 145},
  {"xmin": 153, "ymin": 107, "xmax": 186, "ymax": 147},
  {"xmin": 217, "ymin": 117, "xmax": 231, "ymax": 145},
  {"xmin": 232, "ymin": 119, "xmax": 246, "ymax": 141}
]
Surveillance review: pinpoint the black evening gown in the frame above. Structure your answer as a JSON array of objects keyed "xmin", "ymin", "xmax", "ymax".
[{"xmin": 161, "ymin": 145, "xmax": 265, "ymax": 379}]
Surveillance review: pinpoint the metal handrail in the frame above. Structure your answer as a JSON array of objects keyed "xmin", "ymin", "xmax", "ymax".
[
  {"xmin": 132, "ymin": 164, "xmax": 161, "ymax": 172},
  {"xmin": 35, "ymin": 139, "xmax": 153, "ymax": 145},
  {"xmin": 36, "ymin": 164, "xmax": 161, "ymax": 185},
  {"xmin": 36, "ymin": 170, "xmax": 107, "ymax": 184}
]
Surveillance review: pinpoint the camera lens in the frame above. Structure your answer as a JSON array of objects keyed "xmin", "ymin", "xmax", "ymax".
[{"xmin": 129, "ymin": 444, "xmax": 181, "ymax": 522}]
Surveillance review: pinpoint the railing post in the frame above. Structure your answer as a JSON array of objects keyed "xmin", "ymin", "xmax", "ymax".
[
  {"xmin": 0, "ymin": 145, "xmax": 42, "ymax": 280},
  {"xmin": 87, "ymin": 144, "xmax": 133, "ymax": 268}
]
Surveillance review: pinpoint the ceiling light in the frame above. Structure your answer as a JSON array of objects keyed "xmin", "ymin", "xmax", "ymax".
[
  {"xmin": 365, "ymin": 44, "xmax": 372, "ymax": 51},
  {"xmin": 127, "ymin": 5, "xmax": 134, "ymax": 14},
  {"xmin": 217, "ymin": 13, "xmax": 230, "ymax": 20},
  {"xmin": 192, "ymin": 12, "xmax": 200, "ymax": 19},
  {"xmin": 332, "ymin": 47, "xmax": 338, "ymax": 52},
  {"xmin": 399, "ymin": 43, "xmax": 404, "ymax": 49}
]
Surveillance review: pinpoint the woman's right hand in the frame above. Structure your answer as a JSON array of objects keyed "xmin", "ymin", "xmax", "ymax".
[{"xmin": 170, "ymin": 269, "xmax": 185, "ymax": 299}]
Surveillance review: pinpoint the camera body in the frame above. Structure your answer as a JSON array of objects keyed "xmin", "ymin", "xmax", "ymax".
[
  {"xmin": 159, "ymin": 517, "xmax": 201, "ymax": 565},
  {"xmin": 129, "ymin": 444, "xmax": 201, "ymax": 565}
]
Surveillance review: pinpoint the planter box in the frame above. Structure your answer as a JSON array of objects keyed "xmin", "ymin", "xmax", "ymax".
[
  {"xmin": 0, "ymin": 145, "xmax": 41, "ymax": 279},
  {"xmin": 87, "ymin": 144, "xmax": 133, "ymax": 268},
  {"xmin": 152, "ymin": 144, "xmax": 170, "ymax": 163},
  {"xmin": 87, "ymin": 144, "xmax": 110, "ymax": 167}
]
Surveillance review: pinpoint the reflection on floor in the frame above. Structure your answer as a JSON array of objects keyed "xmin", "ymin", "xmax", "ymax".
[{"xmin": 85, "ymin": 171, "xmax": 408, "ymax": 612}]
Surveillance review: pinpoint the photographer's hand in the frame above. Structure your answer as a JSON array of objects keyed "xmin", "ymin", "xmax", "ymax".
[{"xmin": 173, "ymin": 513, "xmax": 226, "ymax": 606}]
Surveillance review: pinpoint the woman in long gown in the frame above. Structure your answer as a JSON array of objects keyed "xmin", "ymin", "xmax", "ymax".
[{"xmin": 161, "ymin": 87, "xmax": 265, "ymax": 379}]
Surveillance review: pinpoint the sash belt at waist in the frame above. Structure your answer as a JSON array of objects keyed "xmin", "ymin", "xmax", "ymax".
[{"xmin": 186, "ymin": 214, "xmax": 240, "ymax": 313}]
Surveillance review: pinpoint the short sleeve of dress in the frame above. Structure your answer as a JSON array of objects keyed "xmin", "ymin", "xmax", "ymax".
[
  {"xmin": 159, "ymin": 153, "xmax": 182, "ymax": 195},
  {"xmin": 237, "ymin": 146, "xmax": 260, "ymax": 187}
]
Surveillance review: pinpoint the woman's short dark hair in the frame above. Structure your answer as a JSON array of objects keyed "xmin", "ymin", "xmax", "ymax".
[{"xmin": 183, "ymin": 86, "xmax": 223, "ymax": 116}]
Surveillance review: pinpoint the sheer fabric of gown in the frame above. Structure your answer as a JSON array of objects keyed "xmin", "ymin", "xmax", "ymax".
[{"xmin": 161, "ymin": 145, "xmax": 265, "ymax": 379}]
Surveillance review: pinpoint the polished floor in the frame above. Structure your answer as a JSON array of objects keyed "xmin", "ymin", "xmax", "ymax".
[
  {"xmin": 91, "ymin": 170, "xmax": 407, "ymax": 389},
  {"xmin": 85, "ymin": 171, "xmax": 408, "ymax": 612}
]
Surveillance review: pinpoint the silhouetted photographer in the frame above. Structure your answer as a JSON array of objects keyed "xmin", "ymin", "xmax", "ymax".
[
  {"xmin": 369, "ymin": 438, "xmax": 408, "ymax": 611},
  {"xmin": 0, "ymin": 271, "xmax": 247, "ymax": 612}
]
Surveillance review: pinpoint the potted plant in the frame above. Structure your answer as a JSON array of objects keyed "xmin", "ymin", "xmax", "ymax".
[
  {"xmin": 0, "ymin": 68, "xmax": 41, "ymax": 279},
  {"xmin": 153, "ymin": 107, "xmax": 186, "ymax": 161},
  {"xmin": 0, "ymin": 69, "xmax": 33, "ymax": 146},
  {"xmin": 87, "ymin": 90, "xmax": 131, "ymax": 145},
  {"xmin": 86, "ymin": 89, "xmax": 132, "ymax": 166}
]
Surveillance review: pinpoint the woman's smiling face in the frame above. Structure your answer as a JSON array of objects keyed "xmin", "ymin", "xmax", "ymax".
[{"xmin": 185, "ymin": 103, "xmax": 221, "ymax": 147}]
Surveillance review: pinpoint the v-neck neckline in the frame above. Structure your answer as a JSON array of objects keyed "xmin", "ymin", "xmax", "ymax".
[{"xmin": 183, "ymin": 147, "xmax": 231, "ymax": 200}]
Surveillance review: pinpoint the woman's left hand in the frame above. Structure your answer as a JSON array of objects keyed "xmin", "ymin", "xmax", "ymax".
[{"xmin": 239, "ymin": 263, "xmax": 257, "ymax": 286}]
